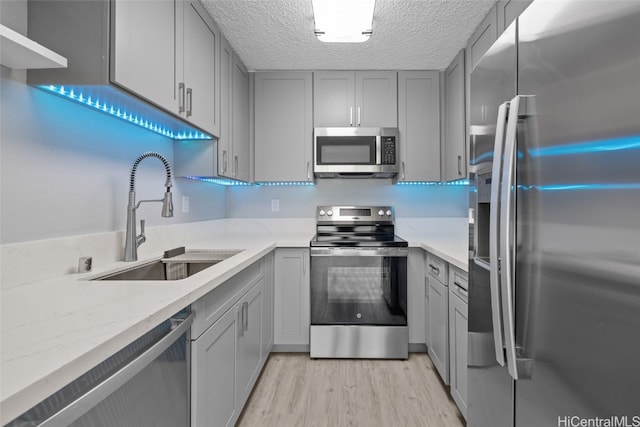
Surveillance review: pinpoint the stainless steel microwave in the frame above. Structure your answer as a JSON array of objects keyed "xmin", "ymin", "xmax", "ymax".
[{"xmin": 313, "ymin": 127, "xmax": 399, "ymax": 178}]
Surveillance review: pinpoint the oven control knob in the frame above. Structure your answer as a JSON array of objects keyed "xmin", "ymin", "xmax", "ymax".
[
  {"xmin": 319, "ymin": 209, "xmax": 326, "ymax": 216},
  {"xmin": 378, "ymin": 209, "xmax": 384, "ymax": 216},
  {"xmin": 327, "ymin": 210, "xmax": 333, "ymax": 216},
  {"xmin": 386, "ymin": 209, "xmax": 392, "ymax": 216}
]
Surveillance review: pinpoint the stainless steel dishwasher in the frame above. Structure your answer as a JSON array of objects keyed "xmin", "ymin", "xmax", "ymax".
[{"xmin": 5, "ymin": 311, "xmax": 192, "ymax": 427}]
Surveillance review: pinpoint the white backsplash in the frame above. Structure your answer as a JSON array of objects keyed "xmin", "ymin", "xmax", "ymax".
[
  {"xmin": 0, "ymin": 218, "xmax": 318, "ymax": 290},
  {"xmin": 0, "ymin": 217, "xmax": 467, "ymax": 290}
]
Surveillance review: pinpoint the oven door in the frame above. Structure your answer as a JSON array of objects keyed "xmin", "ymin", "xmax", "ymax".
[{"xmin": 310, "ymin": 247, "xmax": 408, "ymax": 326}]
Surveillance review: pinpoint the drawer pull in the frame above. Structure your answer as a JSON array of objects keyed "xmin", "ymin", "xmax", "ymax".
[{"xmin": 429, "ymin": 264, "xmax": 440, "ymax": 274}]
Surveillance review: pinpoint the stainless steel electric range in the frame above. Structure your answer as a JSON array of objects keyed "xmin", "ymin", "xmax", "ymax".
[{"xmin": 309, "ymin": 206, "xmax": 409, "ymax": 359}]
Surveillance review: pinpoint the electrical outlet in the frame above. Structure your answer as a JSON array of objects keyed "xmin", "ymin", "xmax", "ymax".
[
  {"xmin": 271, "ymin": 199, "xmax": 280, "ymax": 212},
  {"xmin": 182, "ymin": 195, "xmax": 190, "ymax": 213}
]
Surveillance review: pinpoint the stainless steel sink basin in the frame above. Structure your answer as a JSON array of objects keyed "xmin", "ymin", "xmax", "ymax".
[{"xmin": 93, "ymin": 249, "xmax": 243, "ymax": 281}]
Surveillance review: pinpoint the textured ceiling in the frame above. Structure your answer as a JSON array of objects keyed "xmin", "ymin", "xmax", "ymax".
[{"xmin": 199, "ymin": 0, "xmax": 497, "ymax": 71}]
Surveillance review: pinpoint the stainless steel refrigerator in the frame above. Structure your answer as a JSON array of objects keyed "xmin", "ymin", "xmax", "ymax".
[{"xmin": 468, "ymin": 1, "xmax": 640, "ymax": 426}]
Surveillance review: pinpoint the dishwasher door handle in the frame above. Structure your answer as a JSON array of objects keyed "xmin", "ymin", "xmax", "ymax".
[{"xmin": 39, "ymin": 314, "xmax": 193, "ymax": 427}]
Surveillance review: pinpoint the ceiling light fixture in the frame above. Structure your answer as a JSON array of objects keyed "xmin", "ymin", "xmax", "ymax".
[{"xmin": 312, "ymin": 0, "xmax": 376, "ymax": 43}]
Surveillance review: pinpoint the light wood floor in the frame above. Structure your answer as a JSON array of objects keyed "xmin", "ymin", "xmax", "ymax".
[{"xmin": 237, "ymin": 353, "xmax": 466, "ymax": 427}]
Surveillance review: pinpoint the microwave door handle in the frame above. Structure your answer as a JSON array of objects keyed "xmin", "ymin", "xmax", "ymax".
[{"xmin": 489, "ymin": 101, "xmax": 509, "ymax": 367}]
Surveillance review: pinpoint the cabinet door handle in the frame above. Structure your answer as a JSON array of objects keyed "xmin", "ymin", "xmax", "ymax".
[
  {"xmin": 401, "ymin": 161, "xmax": 406, "ymax": 181},
  {"xmin": 425, "ymin": 276, "xmax": 429, "ymax": 297},
  {"xmin": 178, "ymin": 82, "xmax": 185, "ymax": 113},
  {"xmin": 429, "ymin": 264, "xmax": 440, "ymax": 275},
  {"xmin": 186, "ymin": 88, "xmax": 193, "ymax": 117},
  {"xmin": 457, "ymin": 155, "xmax": 462, "ymax": 176},
  {"xmin": 238, "ymin": 306, "xmax": 244, "ymax": 338},
  {"xmin": 222, "ymin": 151, "xmax": 228, "ymax": 173},
  {"xmin": 234, "ymin": 156, "xmax": 239, "ymax": 178},
  {"xmin": 357, "ymin": 106, "xmax": 361, "ymax": 126},
  {"xmin": 349, "ymin": 107, "xmax": 353, "ymax": 126},
  {"xmin": 243, "ymin": 302, "xmax": 249, "ymax": 332},
  {"xmin": 306, "ymin": 161, "xmax": 311, "ymax": 181}
]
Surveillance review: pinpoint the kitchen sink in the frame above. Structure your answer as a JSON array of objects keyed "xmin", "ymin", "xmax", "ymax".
[{"xmin": 92, "ymin": 249, "xmax": 243, "ymax": 281}]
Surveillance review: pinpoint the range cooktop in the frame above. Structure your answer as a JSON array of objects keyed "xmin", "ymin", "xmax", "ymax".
[{"xmin": 310, "ymin": 205, "xmax": 408, "ymax": 248}]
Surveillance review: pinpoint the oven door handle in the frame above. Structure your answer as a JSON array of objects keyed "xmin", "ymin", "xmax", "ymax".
[{"xmin": 310, "ymin": 247, "xmax": 408, "ymax": 257}]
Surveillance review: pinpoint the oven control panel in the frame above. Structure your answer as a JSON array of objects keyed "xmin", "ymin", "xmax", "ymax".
[{"xmin": 316, "ymin": 205, "xmax": 394, "ymax": 223}]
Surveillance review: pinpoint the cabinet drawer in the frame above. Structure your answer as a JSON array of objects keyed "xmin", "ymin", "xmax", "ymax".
[
  {"xmin": 426, "ymin": 253, "xmax": 448, "ymax": 285},
  {"xmin": 192, "ymin": 260, "xmax": 262, "ymax": 339},
  {"xmin": 448, "ymin": 265, "xmax": 468, "ymax": 292}
]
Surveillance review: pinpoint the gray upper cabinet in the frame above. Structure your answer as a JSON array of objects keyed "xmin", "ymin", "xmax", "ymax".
[
  {"xmin": 465, "ymin": 4, "xmax": 498, "ymax": 172},
  {"xmin": 215, "ymin": 36, "xmax": 249, "ymax": 181},
  {"xmin": 314, "ymin": 71, "xmax": 397, "ymax": 127},
  {"xmin": 232, "ymin": 54, "xmax": 250, "ymax": 181},
  {"xmin": 112, "ymin": 0, "xmax": 177, "ymax": 113},
  {"xmin": 497, "ymin": 0, "xmax": 533, "ymax": 34},
  {"xmin": 397, "ymin": 71, "xmax": 440, "ymax": 182},
  {"xmin": 218, "ymin": 36, "xmax": 234, "ymax": 178},
  {"xmin": 443, "ymin": 50, "xmax": 467, "ymax": 181},
  {"xmin": 180, "ymin": 1, "xmax": 220, "ymax": 136},
  {"xmin": 113, "ymin": 0, "xmax": 219, "ymax": 135},
  {"xmin": 466, "ymin": 4, "xmax": 498, "ymax": 75},
  {"xmin": 174, "ymin": 36, "xmax": 250, "ymax": 182},
  {"xmin": 254, "ymin": 72, "xmax": 313, "ymax": 182},
  {"xmin": 355, "ymin": 71, "xmax": 398, "ymax": 127}
]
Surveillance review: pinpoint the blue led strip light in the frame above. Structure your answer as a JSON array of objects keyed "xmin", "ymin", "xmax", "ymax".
[
  {"xmin": 529, "ymin": 135, "xmax": 640, "ymax": 157},
  {"xmin": 520, "ymin": 183, "xmax": 640, "ymax": 192},
  {"xmin": 255, "ymin": 181, "xmax": 315, "ymax": 187},
  {"xmin": 185, "ymin": 176, "xmax": 254, "ymax": 186},
  {"xmin": 396, "ymin": 179, "xmax": 469, "ymax": 186},
  {"xmin": 185, "ymin": 176, "xmax": 316, "ymax": 186},
  {"xmin": 39, "ymin": 85, "xmax": 212, "ymax": 140}
]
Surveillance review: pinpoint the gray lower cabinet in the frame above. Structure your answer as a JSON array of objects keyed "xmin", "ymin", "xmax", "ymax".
[
  {"xmin": 426, "ymin": 252, "xmax": 449, "ymax": 385},
  {"xmin": 191, "ymin": 257, "xmax": 269, "ymax": 427},
  {"xmin": 261, "ymin": 251, "xmax": 275, "ymax": 357},
  {"xmin": 407, "ymin": 248, "xmax": 426, "ymax": 346},
  {"xmin": 236, "ymin": 279, "xmax": 264, "ymax": 408},
  {"xmin": 424, "ymin": 253, "xmax": 430, "ymax": 349},
  {"xmin": 397, "ymin": 71, "xmax": 441, "ymax": 182},
  {"xmin": 274, "ymin": 248, "xmax": 310, "ymax": 348},
  {"xmin": 428, "ymin": 276, "xmax": 449, "ymax": 385},
  {"xmin": 254, "ymin": 72, "xmax": 313, "ymax": 182},
  {"xmin": 191, "ymin": 302, "xmax": 240, "ymax": 427},
  {"xmin": 448, "ymin": 278, "xmax": 468, "ymax": 419}
]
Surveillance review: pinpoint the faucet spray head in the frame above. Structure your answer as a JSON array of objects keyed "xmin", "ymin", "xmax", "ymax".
[{"xmin": 162, "ymin": 189, "xmax": 173, "ymax": 218}]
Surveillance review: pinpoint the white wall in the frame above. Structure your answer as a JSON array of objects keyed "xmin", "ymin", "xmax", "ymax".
[
  {"xmin": 226, "ymin": 179, "xmax": 468, "ymax": 218},
  {"xmin": 0, "ymin": 73, "xmax": 227, "ymax": 244}
]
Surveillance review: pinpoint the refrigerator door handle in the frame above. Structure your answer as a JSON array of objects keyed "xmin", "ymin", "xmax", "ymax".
[
  {"xmin": 500, "ymin": 95, "xmax": 522, "ymax": 380},
  {"xmin": 489, "ymin": 101, "xmax": 510, "ymax": 367}
]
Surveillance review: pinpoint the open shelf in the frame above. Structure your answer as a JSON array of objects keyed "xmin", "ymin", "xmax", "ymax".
[{"xmin": 0, "ymin": 24, "xmax": 67, "ymax": 69}]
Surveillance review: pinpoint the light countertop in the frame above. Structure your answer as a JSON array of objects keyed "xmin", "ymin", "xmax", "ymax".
[{"xmin": 1, "ymin": 226, "xmax": 467, "ymax": 423}]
